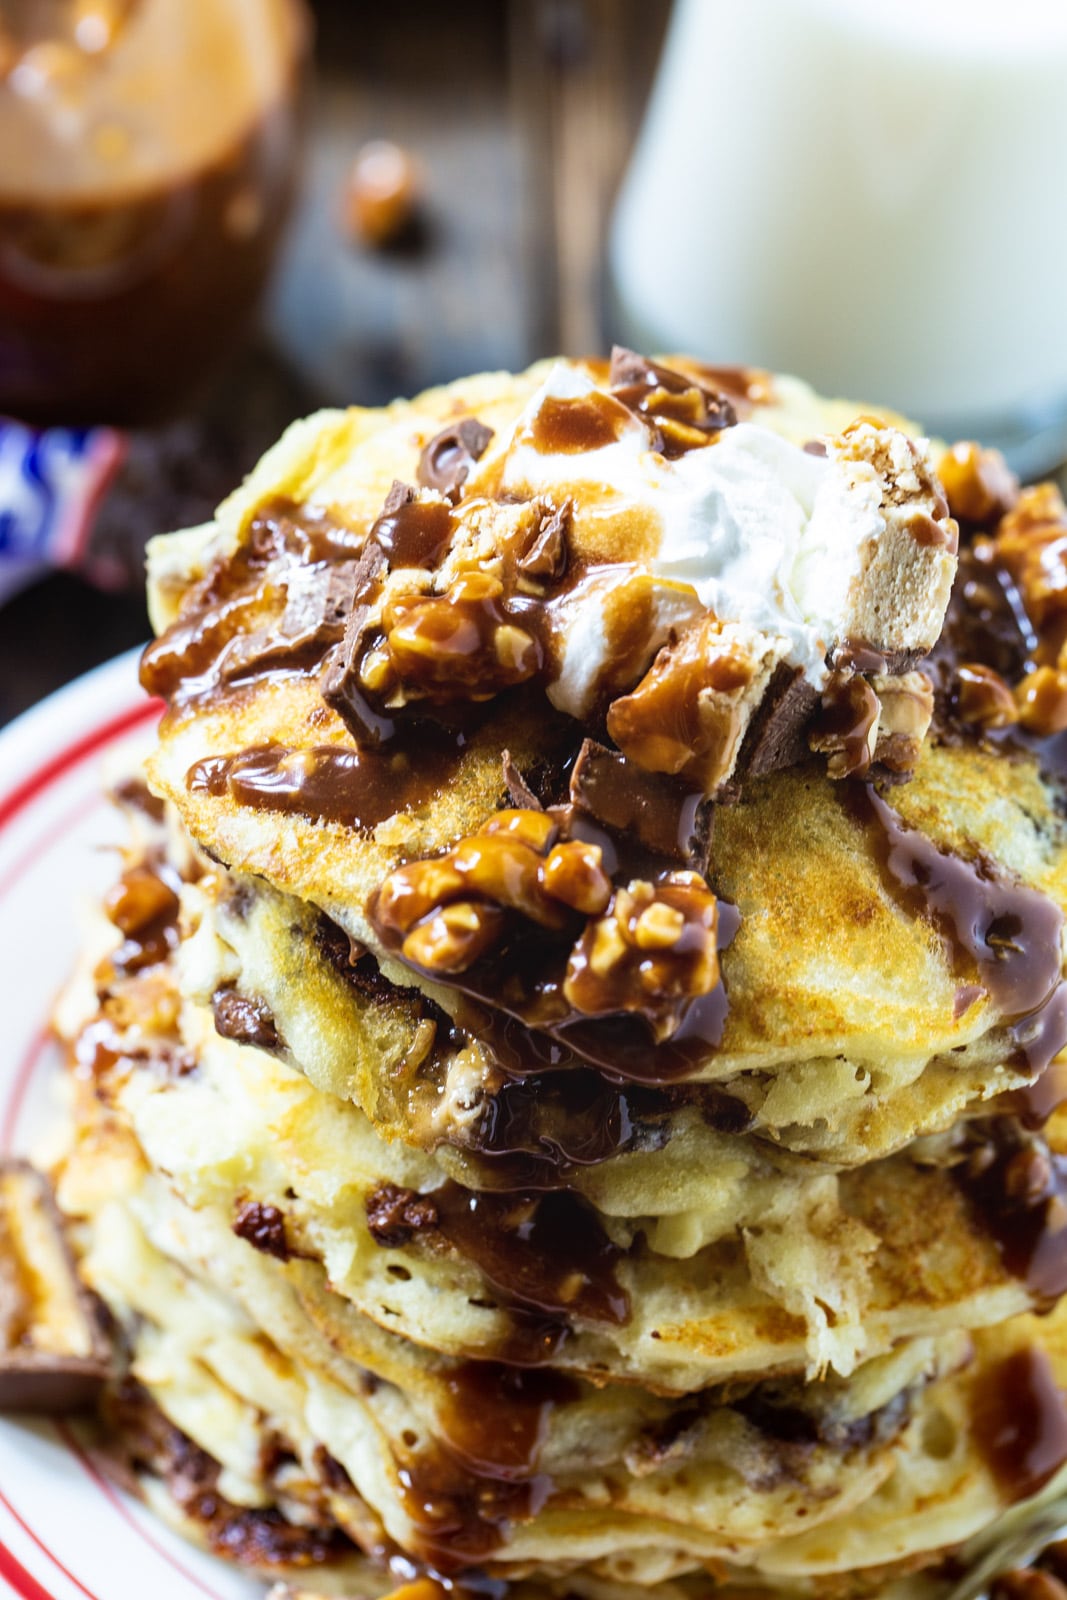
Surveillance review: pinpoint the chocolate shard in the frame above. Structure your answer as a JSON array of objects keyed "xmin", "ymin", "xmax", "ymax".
[
  {"xmin": 517, "ymin": 500, "xmax": 570, "ymax": 582},
  {"xmin": 609, "ymin": 346, "xmax": 737, "ymax": 436},
  {"xmin": 319, "ymin": 541, "xmax": 390, "ymax": 741},
  {"xmin": 569, "ymin": 739, "xmax": 711, "ymax": 868},
  {"xmin": 382, "ymin": 479, "xmax": 416, "ymax": 515},
  {"xmin": 734, "ymin": 665, "xmax": 820, "ymax": 783},
  {"xmin": 0, "ymin": 1161, "xmax": 113, "ymax": 1413},
  {"xmin": 220, "ymin": 560, "xmax": 365, "ymax": 684},
  {"xmin": 502, "ymin": 749, "xmax": 544, "ymax": 811},
  {"xmin": 417, "ymin": 417, "xmax": 494, "ymax": 501}
]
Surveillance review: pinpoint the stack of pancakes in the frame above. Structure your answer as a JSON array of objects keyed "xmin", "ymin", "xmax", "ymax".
[{"xmin": 50, "ymin": 354, "xmax": 1067, "ymax": 1598}]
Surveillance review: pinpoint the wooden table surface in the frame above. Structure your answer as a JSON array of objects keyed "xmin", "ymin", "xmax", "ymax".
[{"xmin": 0, "ymin": 0, "xmax": 670, "ymax": 727}]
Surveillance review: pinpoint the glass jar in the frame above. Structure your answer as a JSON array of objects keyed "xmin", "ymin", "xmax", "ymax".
[{"xmin": 0, "ymin": 0, "xmax": 309, "ymax": 426}]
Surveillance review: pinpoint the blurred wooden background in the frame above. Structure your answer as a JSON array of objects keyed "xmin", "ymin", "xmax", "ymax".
[{"xmin": 0, "ymin": 0, "xmax": 671, "ymax": 725}]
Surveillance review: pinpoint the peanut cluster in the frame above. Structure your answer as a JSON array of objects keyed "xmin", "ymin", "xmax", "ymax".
[
  {"xmin": 365, "ymin": 570, "xmax": 543, "ymax": 706},
  {"xmin": 348, "ymin": 498, "xmax": 568, "ymax": 723},
  {"xmin": 563, "ymin": 871, "xmax": 720, "ymax": 1039},
  {"xmin": 370, "ymin": 807, "xmax": 721, "ymax": 1035}
]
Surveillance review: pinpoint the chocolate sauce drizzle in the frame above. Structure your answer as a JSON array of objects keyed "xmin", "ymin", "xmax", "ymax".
[
  {"xmin": 843, "ymin": 783, "xmax": 1067, "ymax": 1073},
  {"xmin": 972, "ymin": 1346, "xmax": 1067, "ymax": 1503},
  {"xmin": 954, "ymin": 1124, "xmax": 1067, "ymax": 1307},
  {"xmin": 187, "ymin": 737, "xmax": 466, "ymax": 831}
]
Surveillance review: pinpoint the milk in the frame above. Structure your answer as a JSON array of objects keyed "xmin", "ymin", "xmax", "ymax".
[{"xmin": 609, "ymin": 0, "xmax": 1067, "ymax": 457}]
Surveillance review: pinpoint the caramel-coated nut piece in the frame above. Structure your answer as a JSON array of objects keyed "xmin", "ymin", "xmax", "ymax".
[
  {"xmin": 542, "ymin": 840, "xmax": 612, "ymax": 915},
  {"xmin": 1016, "ymin": 666, "xmax": 1067, "ymax": 736},
  {"xmin": 103, "ymin": 865, "xmax": 179, "ymax": 936},
  {"xmin": 994, "ymin": 482, "xmax": 1067, "ymax": 636},
  {"xmin": 451, "ymin": 834, "xmax": 565, "ymax": 928},
  {"xmin": 632, "ymin": 900, "xmax": 687, "ymax": 950},
  {"xmin": 954, "ymin": 662, "xmax": 1019, "ymax": 730},
  {"xmin": 563, "ymin": 870, "xmax": 720, "ymax": 1034},
  {"xmin": 482, "ymin": 808, "xmax": 558, "ymax": 852},
  {"xmin": 607, "ymin": 612, "xmax": 755, "ymax": 790},
  {"xmin": 384, "ymin": 571, "xmax": 541, "ymax": 700},
  {"xmin": 808, "ymin": 673, "xmax": 880, "ymax": 779},
  {"xmin": 374, "ymin": 857, "xmax": 466, "ymax": 935},
  {"xmin": 401, "ymin": 901, "xmax": 504, "ymax": 973},
  {"xmin": 938, "ymin": 441, "xmax": 1019, "ymax": 526}
]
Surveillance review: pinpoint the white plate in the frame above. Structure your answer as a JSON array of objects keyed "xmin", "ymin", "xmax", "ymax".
[{"xmin": 0, "ymin": 650, "xmax": 262, "ymax": 1600}]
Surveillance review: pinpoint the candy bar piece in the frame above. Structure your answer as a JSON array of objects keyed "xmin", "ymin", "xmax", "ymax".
[{"xmin": 0, "ymin": 1161, "xmax": 112, "ymax": 1413}]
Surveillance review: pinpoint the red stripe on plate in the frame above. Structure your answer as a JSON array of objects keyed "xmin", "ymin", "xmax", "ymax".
[
  {"xmin": 55, "ymin": 1426, "xmax": 229, "ymax": 1600},
  {"xmin": 0, "ymin": 699, "xmax": 161, "ymax": 834},
  {"xmin": 0, "ymin": 1474, "xmax": 99, "ymax": 1600},
  {"xmin": 0, "ymin": 1538, "xmax": 57, "ymax": 1600}
]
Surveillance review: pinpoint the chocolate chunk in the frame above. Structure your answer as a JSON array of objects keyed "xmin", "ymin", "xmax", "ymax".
[
  {"xmin": 382, "ymin": 479, "xmax": 416, "ymax": 514},
  {"xmin": 517, "ymin": 501, "xmax": 570, "ymax": 581},
  {"xmin": 734, "ymin": 664, "xmax": 819, "ymax": 781},
  {"xmin": 220, "ymin": 559, "xmax": 365, "ymax": 684},
  {"xmin": 831, "ymin": 640, "xmax": 926, "ymax": 675},
  {"xmin": 569, "ymin": 739, "xmax": 710, "ymax": 866},
  {"xmin": 0, "ymin": 1161, "xmax": 112, "ymax": 1413},
  {"xmin": 365, "ymin": 1182, "xmax": 440, "ymax": 1247},
  {"xmin": 609, "ymin": 345, "xmax": 737, "ymax": 451},
  {"xmin": 232, "ymin": 1200, "xmax": 292, "ymax": 1262},
  {"xmin": 501, "ymin": 749, "xmax": 544, "ymax": 811},
  {"xmin": 212, "ymin": 986, "xmax": 280, "ymax": 1050},
  {"xmin": 608, "ymin": 346, "xmax": 662, "ymax": 389},
  {"xmin": 319, "ymin": 541, "xmax": 390, "ymax": 740},
  {"xmin": 417, "ymin": 417, "xmax": 494, "ymax": 501}
]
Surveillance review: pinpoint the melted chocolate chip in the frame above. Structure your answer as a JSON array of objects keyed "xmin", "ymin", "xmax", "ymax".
[
  {"xmin": 417, "ymin": 418, "xmax": 494, "ymax": 500},
  {"xmin": 366, "ymin": 1183, "xmax": 441, "ymax": 1248},
  {"xmin": 212, "ymin": 987, "xmax": 279, "ymax": 1050},
  {"xmin": 433, "ymin": 1184, "xmax": 629, "ymax": 1329},
  {"xmin": 232, "ymin": 1201, "xmax": 292, "ymax": 1262}
]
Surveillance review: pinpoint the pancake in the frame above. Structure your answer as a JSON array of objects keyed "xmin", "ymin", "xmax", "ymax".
[
  {"xmin": 54, "ymin": 1083, "xmax": 1067, "ymax": 1592},
  {"xmin": 29, "ymin": 352, "xmax": 1067, "ymax": 1600},
  {"xmin": 56, "ymin": 821, "xmax": 1061, "ymax": 1395},
  {"xmin": 180, "ymin": 846, "xmax": 1052, "ymax": 1174},
  {"xmin": 136, "ymin": 358, "xmax": 1066, "ymax": 1159}
]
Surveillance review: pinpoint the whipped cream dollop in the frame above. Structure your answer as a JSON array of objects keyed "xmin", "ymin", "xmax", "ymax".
[{"xmin": 494, "ymin": 364, "xmax": 931, "ymax": 718}]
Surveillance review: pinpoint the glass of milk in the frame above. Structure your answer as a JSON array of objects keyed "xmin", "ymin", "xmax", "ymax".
[{"xmin": 609, "ymin": 0, "xmax": 1067, "ymax": 474}]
